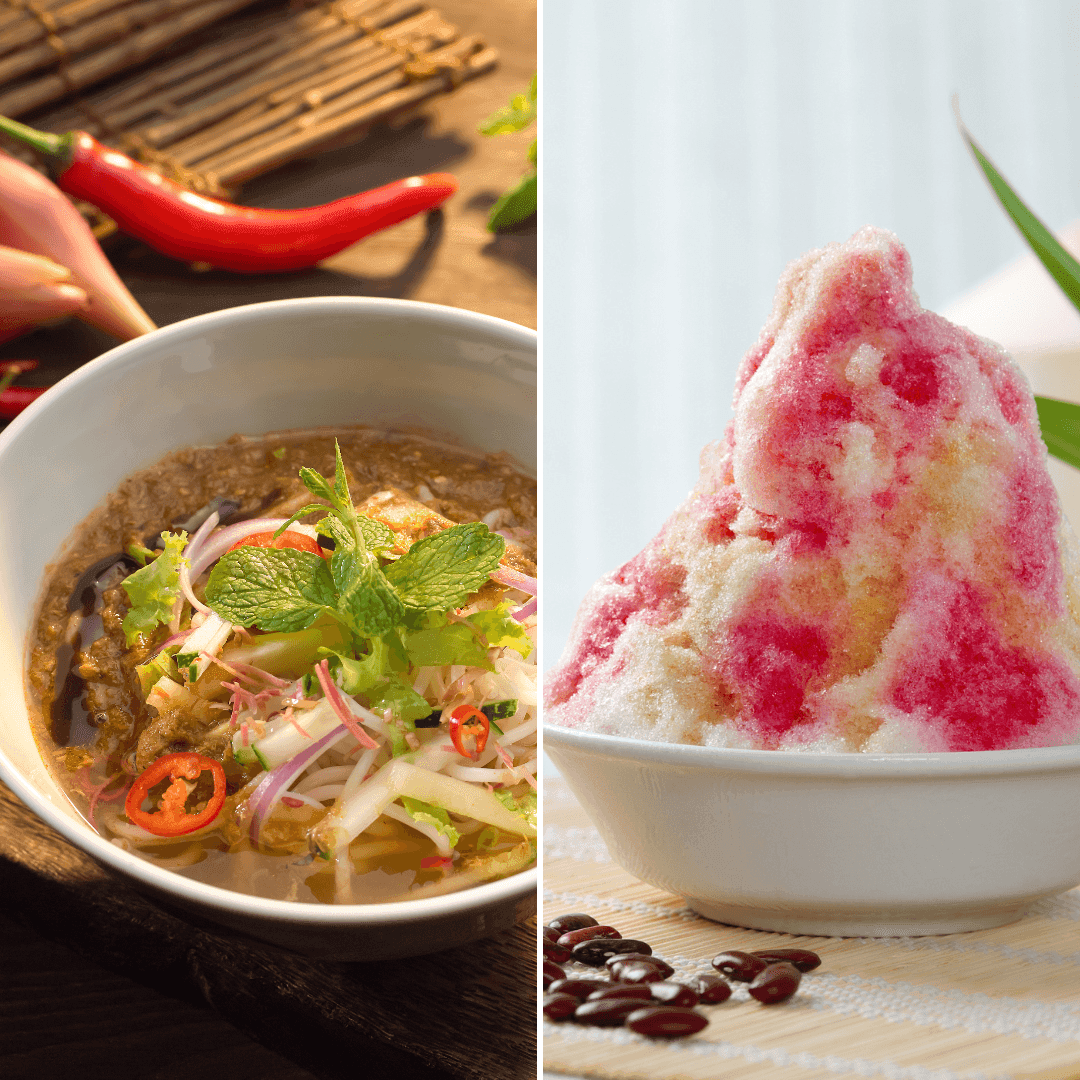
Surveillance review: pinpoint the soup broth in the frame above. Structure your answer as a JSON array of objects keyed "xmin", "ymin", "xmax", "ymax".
[{"xmin": 27, "ymin": 427, "xmax": 537, "ymax": 904}]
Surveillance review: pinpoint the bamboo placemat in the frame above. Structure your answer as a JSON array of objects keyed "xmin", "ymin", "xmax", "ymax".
[
  {"xmin": 544, "ymin": 773, "xmax": 1080, "ymax": 1080},
  {"xmin": 0, "ymin": 0, "xmax": 497, "ymax": 237}
]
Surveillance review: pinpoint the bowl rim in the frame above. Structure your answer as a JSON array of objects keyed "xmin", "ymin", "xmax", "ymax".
[
  {"xmin": 0, "ymin": 294, "xmax": 537, "ymax": 448},
  {"xmin": 543, "ymin": 723, "xmax": 1080, "ymax": 778},
  {"xmin": 0, "ymin": 295, "xmax": 537, "ymax": 925}
]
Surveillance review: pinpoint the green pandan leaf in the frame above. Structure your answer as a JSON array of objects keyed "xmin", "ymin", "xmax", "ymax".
[
  {"xmin": 1035, "ymin": 396, "xmax": 1080, "ymax": 469},
  {"xmin": 959, "ymin": 110, "xmax": 1080, "ymax": 314}
]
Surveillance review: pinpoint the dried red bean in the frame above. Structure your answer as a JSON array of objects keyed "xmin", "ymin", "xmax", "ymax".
[
  {"xmin": 572, "ymin": 938, "xmax": 653, "ymax": 966},
  {"xmin": 610, "ymin": 960, "xmax": 666, "ymax": 984},
  {"xmin": 750, "ymin": 948, "xmax": 822, "ymax": 972},
  {"xmin": 557, "ymin": 924, "xmax": 621, "ymax": 949},
  {"xmin": 543, "ymin": 937, "xmax": 572, "ymax": 964},
  {"xmin": 546, "ymin": 913, "xmax": 599, "ymax": 934},
  {"xmin": 607, "ymin": 954, "xmax": 674, "ymax": 979},
  {"xmin": 686, "ymin": 974, "xmax": 733, "ymax": 1004},
  {"xmin": 626, "ymin": 1006, "xmax": 708, "ymax": 1038},
  {"xmin": 543, "ymin": 959, "xmax": 565, "ymax": 988},
  {"xmin": 712, "ymin": 950, "xmax": 768, "ymax": 982},
  {"xmin": 542, "ymin": 926, "xmax": 560, "ymax": 943},
  {"xmin": 587, "ymin": 984, "xmax": 653, "ymax": 1002},
  {"xmin": 543, "ymin": 993, "xmax": 579, "ymax": 1020},
  {"xmin": 648, "ymin": 982, "xmax": 700, "ymax": 1008},
  {"xmin": 574, "ymin": 998, "xmax": 641, "ymax": 1026},
  {"xmin": 548, "ymin": 978, "xmax": 610, "ymax": 999},
  {"xmin": 748, "ymin": 962, "xmax": 802, "ymax": 1004}
]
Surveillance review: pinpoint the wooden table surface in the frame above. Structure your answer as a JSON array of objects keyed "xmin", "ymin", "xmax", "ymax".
[{"xmin": 0, "ymin": 2, "xmax": 536, "ymax": 1076}]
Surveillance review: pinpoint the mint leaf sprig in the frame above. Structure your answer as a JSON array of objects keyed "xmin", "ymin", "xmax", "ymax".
[
  {"xmin": 479, "ymin": 73, "xmax": 537, "ymax": 232},
  {"xmin": 957, "ymin": 100, "xmax": 1080, "ymax": 467},
  {"xmin": 202, "ymin": 443, "xmax": 508, "ymax": 724}
]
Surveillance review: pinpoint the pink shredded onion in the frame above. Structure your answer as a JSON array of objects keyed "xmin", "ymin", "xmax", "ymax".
[
  {"xmin": 491, "ymin": 565, "xmax": 537, "ymax": 595},
  {"xmin": 187, "ymin": 518, "xmax": 293, "ymax": 578},
  {"xmin": 182, "ymin": 509, "xmax": 222, "ymax": 571},
  {"xmin": 511, "ymin": 596, "xmax": 537, "ymax": 623},
  {"xmin": 315, "ymin": 659, "xmax": 379, "ymax": 750},
  {"xmin": 247, "ymin": 726, "xmax": 352, "ymax": 844}
]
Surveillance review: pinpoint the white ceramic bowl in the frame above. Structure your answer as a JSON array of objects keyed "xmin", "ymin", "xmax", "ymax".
[
  {"xmin": 545, "ymin": 725, "xmax": 1080, "ymax": 936},
  {"xmin": 0, "ymin": 296, "xmax": 536, "ymax": 961}
]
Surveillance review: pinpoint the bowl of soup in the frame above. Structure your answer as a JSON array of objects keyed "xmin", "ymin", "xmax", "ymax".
[{"xmin": 0, "ymin": 296, "xmax": 537, "ymax": 960}]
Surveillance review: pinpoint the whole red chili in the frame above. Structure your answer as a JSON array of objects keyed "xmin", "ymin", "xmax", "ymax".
[
  {"xmin": 449, "ymin": 704, "xmax": 490, "ymax": 760},
  {"xmin": 0, "ymin": 384, "xmax": 45, "ymax": 417},
  {"xmin": 124, "ymin": 751, "xmax": 227, "ymax": 836},
  {"xmin": 0, "ymin": 115, "xmax": 457, "ymax": 274},
  {"xmin": 0, "ymin": 360, "xmax": 45, "ymax": 417}
]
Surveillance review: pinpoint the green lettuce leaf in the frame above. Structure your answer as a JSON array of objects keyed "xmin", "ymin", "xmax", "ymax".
[
  {"xmin": 135, "ymin": 649, "xmax": 179, "ymax": 698},
  {"xmin": 494, "ymin": 789, "xmax": 537, "ymax": 831},
  {"xmin": 468, "ymin": 603, "xmax": 533, "ymax": 657},
  {"xmin": 401, "ymin": 796, "xmax": 460, "ymax": 848},
  {"xmin": 121, "ymin": 531, "xmax": 188, "ymax": 645},
  {"xmin": 326, "ymin": 637, "xmax": 394, "ymax": 696},
  {"xmin": 405, "ymin": 622, "xmax": 491, "ymax": 669},
  {"xmin": 367, "ymin": 677, "xmax": 433, "ymax": 723}
]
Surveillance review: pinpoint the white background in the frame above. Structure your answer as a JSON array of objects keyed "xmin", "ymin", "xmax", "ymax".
[{"xmin": 542, "ymin": 0, "xmax": 1080, "ymax": 671}]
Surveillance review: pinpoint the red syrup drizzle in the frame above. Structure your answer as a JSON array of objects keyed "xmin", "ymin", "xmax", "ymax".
[
  {"xmin": 890, "ymin": 580, "xmax": 1080, "ymax": 751},
  {"xmin": 546, "ymin": 542, "xmax": 688, "ymax": 709},
  {"xmin": 1007, "ymin": 457, "xmax": 1064, "ymax": 610},
  {"xmin": 705, "ymin": 610, "xmax": 829, "ymax": 746}
]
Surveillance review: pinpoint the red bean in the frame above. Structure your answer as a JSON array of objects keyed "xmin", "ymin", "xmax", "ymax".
[
  {"xmin": 573, "ymin": 998, "xmax": 641, "ymax": 1026},
  {"xmin": 557, "ymin": 924, "xmax": 621, "ymax": 949},
  {"xmin": 587, "ymin": 984, "xmax": 653, "ymax": 1002},
  {"xmin": 712, "ymin": 950, "xmax": 768, "ymax": 982},
  {"xmin": 748, "ymin": 962, "xmax": 801, "ymax": 1004},
  {"xmin": 543, "ymin": 926, "xmax": 560, "ymax": 944},
  {"xmin": 750, "ymin": 948, "xmax": 822, "ymax": 972},
  {"xmin": 648, "ymin": 982, "xmax": 700, "ymax": 1008},
  {"xmin": 610, "ymin": 960, "xmax": 666, "ymax": 984},
  {"xmin": 543, "ymin": 959, "xmax": 565, "ymax": 988},
  {"xmin": 547, "ymin": 913, "xmax": 599, "ymax": 934},
  {"xmin": 626, "ymin": 1006, "xmax": 708, "ymax": 1038},
  {"xmin": 548, "ymin": 978, "xmax": 610, "ymax": 999},
  {"xmin": 686, "ymin": 974, "xmax": 732, "ymax": 1004},
  {"xmin": 543, "ymin": 937, "xmax": 572, "ymax": 964},
  {"xmin": 572, "ymin": 938, "xmax": 653, "ymax": 966},
  {"xmin": 543, "ymin": 993, "xmax": 579, "ymax": 1020},
  {"xmin": 607, "ymin": 954, "xmax": 674, "ymax": 979}
]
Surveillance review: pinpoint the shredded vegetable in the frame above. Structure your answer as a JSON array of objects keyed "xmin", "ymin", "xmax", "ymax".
[{"xmin": 96, "ymin": 441, "xmax": 537, "ymax": 902}]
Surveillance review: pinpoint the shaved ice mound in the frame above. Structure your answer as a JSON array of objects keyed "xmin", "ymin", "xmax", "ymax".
[{"xmin": 546, "ymin": 226, "xmax": 1080, "ymax": 752}]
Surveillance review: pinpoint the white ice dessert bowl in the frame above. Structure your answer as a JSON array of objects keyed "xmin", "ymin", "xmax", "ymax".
[
  {"xmin": 0, "ymin": 296, "xmax": 536, "ymax": 961},
  {"xmin": 545, "ymin": 725, "xmax": 1080, "ymax": 936}
]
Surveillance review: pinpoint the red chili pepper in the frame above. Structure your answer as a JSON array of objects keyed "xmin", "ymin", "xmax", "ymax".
[
  {"xmin": 124, "ymin": 751, "xmax": 226, "ymax": 836},
  {"xmin": 0, "ymin": 116, "xmax": 457, "ymax": 273},
  {"xmin": 449, "ymin": 704, "xmax": 490, "ymax": 760},
  {"xmin": 228, "ymin": 530, "xmax": 324, "ymax": 556},
  {"xmin": 0, "ymin": 384, "xmax": 45, "ymax": 417},
  {"xmin": 420, "ymin": 855, "xmax": 454, "ymax": 871}
]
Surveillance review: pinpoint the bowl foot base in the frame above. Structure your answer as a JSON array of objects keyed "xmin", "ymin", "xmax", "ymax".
[{"xmin": 684, "ymin": 896, "xmax": 1037, "ymax": 937}]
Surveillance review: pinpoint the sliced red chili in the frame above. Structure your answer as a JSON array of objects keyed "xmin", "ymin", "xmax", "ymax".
[
  {"xmin": 124, "ymin": 752, "xmax": 226, "ymax": 837},
  {"xmin": 228, "ymin": 530, "xmax": 324, "ymax": 556},
  {"xmin": 449, "ymin": 704, "xmax": 490, "ymax": 760}
]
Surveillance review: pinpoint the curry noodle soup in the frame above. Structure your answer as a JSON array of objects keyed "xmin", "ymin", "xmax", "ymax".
[{"xmin": 27, "ymin": 427, "xmax": 538, "ymax": 904}]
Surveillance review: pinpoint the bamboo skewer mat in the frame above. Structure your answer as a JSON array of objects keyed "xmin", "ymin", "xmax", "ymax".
[
  {"xmin": 544, "ymin": 774, "xmax": 1080, "ymax": 1080},
  {"xmin": 0, "ymin": 0, "xmax": 496, "ymax": 236}
]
